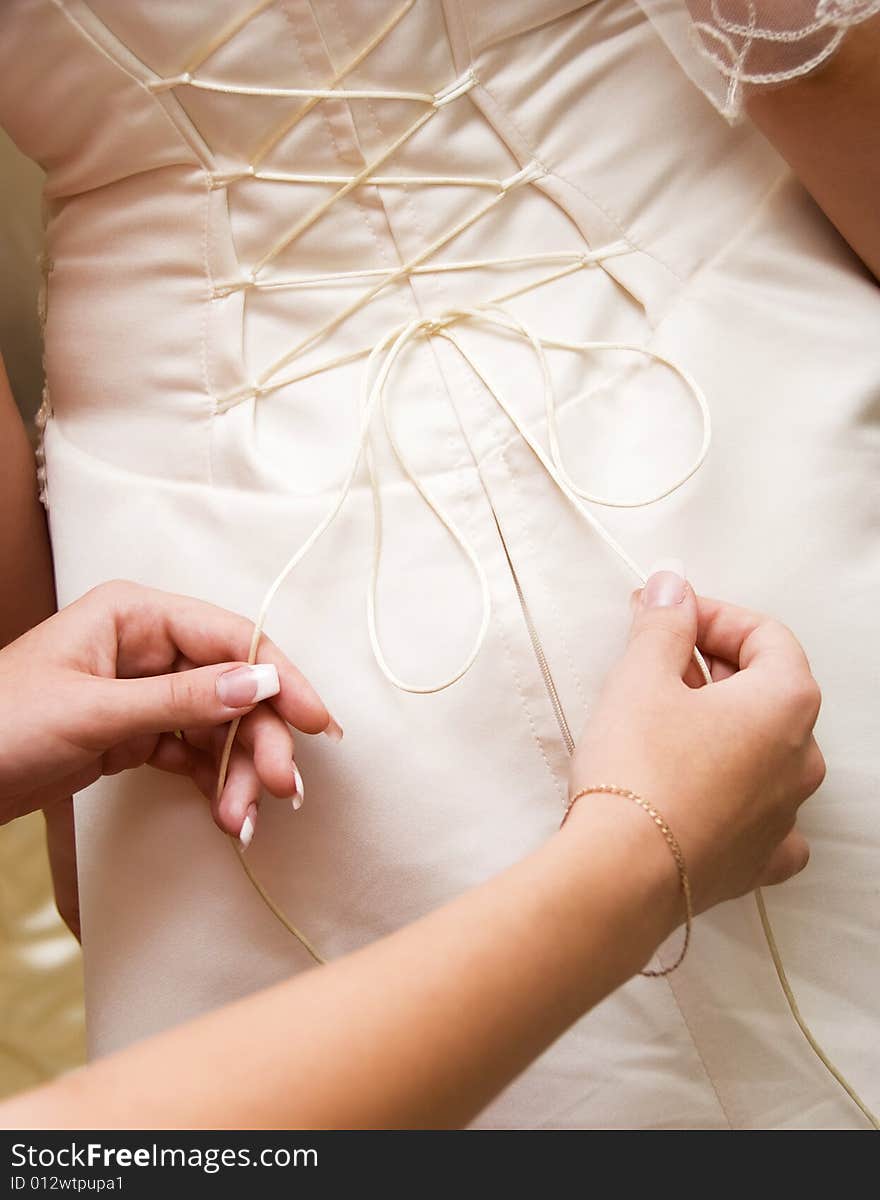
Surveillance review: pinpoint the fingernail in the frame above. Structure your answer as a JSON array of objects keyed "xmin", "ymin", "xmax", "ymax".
[
  {"xmin": 323, "ymin": 715, "xmax": 344, "ymax": 743},
  {"xmin": 292, "ymin": 762, "xmax": 305, "ymax": 811},
  {"xmin": 642, "ymin": 558, "xmax": 686, "ymax": 608},
  {"xmin": 217, "ymin": 663, "xmax": 280, "ymax": 708},
  {"xmin": 239, "ymin": 802, "xmax": 258, "ymax": 849}
]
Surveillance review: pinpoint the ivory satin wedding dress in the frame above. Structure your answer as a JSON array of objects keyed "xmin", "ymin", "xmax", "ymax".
[{"xmin": 2, "ymin": 0, "xmax": 878, "ymax": 1128}]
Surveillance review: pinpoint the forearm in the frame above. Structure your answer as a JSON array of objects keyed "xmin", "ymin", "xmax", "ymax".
[
  {"xmin": 745, "ymin": 14, "xmax": 880, "ymax": 282},
  {"xmin": 4, "ymin": 797, "xmax": 678, "ymax": 1129},
  {"xmin": 0, "ymin": 357, "xmax": 55, "ymax": 645}
]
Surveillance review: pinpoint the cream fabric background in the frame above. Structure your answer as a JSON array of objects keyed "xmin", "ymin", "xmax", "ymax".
[
  {"xmin": 0, "ymin": 127, "xmax": 85, "ymax": 1102},
  {"xmin": 0, "ymin": 0, "xmax": 877, "ymax": 1129}
]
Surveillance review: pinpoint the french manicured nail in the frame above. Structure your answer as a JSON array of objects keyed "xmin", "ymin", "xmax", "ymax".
[
  {"xmin": 642, "ymin": 559, "xmax": 686, "ymax": 608},
  {"xmin": 323, "ymin": 715, "xmax": 344, "ymax": 743},
  {"xmin": 239, "ymin": 802, "xmax": 258, "ymax": 849},
  {"xmin": 217, "ymin": 663, "xmax": 280, "ymax": 708},
  {"xmin": 292, "ymin": 763, "xmax": 305, "ymax": 811}
]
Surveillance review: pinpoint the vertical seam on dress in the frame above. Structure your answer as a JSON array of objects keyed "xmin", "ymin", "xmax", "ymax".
[
  {"xmin": 491, "ymin": 568, "xmax": 571, "ymax": 804},
  {"xmin": 656, "ymin": 967, "xmax": 736, "ymax": 1128},
  {"xmin": 311, "ymin": 7, "xmax": 567, "ymax": 799},
  {"xmin": 446, "ymin": 9, "xmax": 729, "ymax": 1099},
  {"xmin": 350, "ymin": 145, "xmax": 564, "ymax": 792},
  {"xmin": 439, "ymin": 345, "xmax": 569, "ymax": 805},
  {"xmin": 201, "ymin": 174, "xmax": 217, "ymax": 488},
  {"xmin": 445, "ymin": 348, "xmax": 569, "ymax": 804},
  {"xmin": 277, "ymin": 1, "xmax": 405, "ymax": 330},
  {"xmin": 500, "ymin": 330, "xmax": 735, "ymax": 1128},
  {"xmin": 500, "ymin": 446, "xmax": 588, "ymax": 711},
  {"xmin": 318, "ymin": 0, "xmax": 424, "ymax": 310}
]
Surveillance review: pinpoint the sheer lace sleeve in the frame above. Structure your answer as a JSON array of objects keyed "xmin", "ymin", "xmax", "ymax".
[{"xmin": 637, "ymin": 1, "xmax": 880, "ymax": 119}]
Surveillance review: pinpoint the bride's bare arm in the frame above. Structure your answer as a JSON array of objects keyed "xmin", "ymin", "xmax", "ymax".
[
  {"xmin": 0, "ymin": 354, "xmax": 54, "ymax": 644},
  {"xmin": 745, "ymin": 14, "xmax": 880, "ymax": 281},
  {"xmin": 4, "ymin": 809, "xmax": 680, "ymax": 1130},
  {"xmin": 0, "ymin": 352, "xmax": 79, "ymax": 935}
]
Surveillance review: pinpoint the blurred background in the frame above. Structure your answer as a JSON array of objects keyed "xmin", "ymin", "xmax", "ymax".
[{"xmin": 0, "ymin": 126, "xmax": 86, "ymax": 1102}]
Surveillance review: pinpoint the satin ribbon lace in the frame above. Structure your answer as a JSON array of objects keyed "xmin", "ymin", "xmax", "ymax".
[{"xmin": 143, "ymin": 0, "xmax": 877, "ymax": 1129}]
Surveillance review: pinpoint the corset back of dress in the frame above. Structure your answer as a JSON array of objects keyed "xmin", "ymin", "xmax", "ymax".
[
  {"xmin": 0, "ymin": 0, "xmax": 779, "ymax": 489},
  {"xmin": 2, "ymin": 0, "xmax": 879, "ymax": 1130}
]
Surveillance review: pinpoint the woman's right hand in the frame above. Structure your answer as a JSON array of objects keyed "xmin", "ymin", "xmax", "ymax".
[
  {"xmin": 568, "ymin": 565, "xmax": 825, "ymax": 914},
  {"xmin": 0, "ymin": 580, "xmax": 340, "ymax": 842}
]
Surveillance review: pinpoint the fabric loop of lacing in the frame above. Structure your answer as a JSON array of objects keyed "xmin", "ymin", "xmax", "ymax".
[{"xmin": 228, "ymin": 306, "xmax": 711, "ymax": 696}]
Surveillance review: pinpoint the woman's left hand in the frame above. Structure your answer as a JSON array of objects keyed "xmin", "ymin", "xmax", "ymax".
[{"xmin": 0, "ymin": 580, "xmax": 339, "ymax": 840}]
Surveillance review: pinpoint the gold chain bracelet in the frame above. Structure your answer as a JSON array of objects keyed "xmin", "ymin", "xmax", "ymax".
[{"xmin": 561, "ymin": 785, "xmax": 693, "ymax": 977}]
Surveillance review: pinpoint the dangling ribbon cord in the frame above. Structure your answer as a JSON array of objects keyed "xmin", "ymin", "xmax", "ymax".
[{"xmin": 215, "ymin": 303, "xmax": 878, "ymax": 1129}]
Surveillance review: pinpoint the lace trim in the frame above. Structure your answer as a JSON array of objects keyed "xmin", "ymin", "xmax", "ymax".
[{"xmin": 686, "ymin": 0, "xmax": 880, "ymax": 117}]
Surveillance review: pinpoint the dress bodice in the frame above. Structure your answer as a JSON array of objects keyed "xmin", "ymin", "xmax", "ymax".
[{"xmin": 0, "ymin": 0, "xmax": 780, "ymax": 491}]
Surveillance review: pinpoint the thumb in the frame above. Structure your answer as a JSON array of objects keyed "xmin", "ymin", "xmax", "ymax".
[
  {"xmin": 626, "ymin": 559, "xmax": 698, "ymax": 680},
  {"xmin": 757, "ymin": 829, "xmax": 811, "ymax": 887},
  {"xmin": 86, "ymin": 662, "xmax": 281, "ymax": 742}
]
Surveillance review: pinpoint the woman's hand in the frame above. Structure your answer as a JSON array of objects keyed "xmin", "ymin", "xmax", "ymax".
[
  {"xmin": 0, "ymin": 580, "xmax": 340, "ymax": 842},
  {"xmin": 568, "ymin": 565, "xmax": 824, "ymax": 913},
  {"xmin": 0, "ymin": 571, "xmax": 832, "ymax": 1131}
]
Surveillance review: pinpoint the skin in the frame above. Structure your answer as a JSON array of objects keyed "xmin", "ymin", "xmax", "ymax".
[
  {"xmin": 0, "ymin": 360, "xmax": 79, "ymax": 928},
  {"xmin": 745, "ymin": 13, "xmax": 880, "ymax": 283},
  {"xmin": 0, "ymin": 359, "xmax": 55, "ymax": 646},
  {"xmin": 685, "ymin": 3, "xmax": 880, "ymax": 280},
  {"xmin": 0, "ymin": 574, "xmax": 821, "ymax": 1128},
  {"xmin": 0, "ymin": 581, "xmax": 338, "ymax": 834}
]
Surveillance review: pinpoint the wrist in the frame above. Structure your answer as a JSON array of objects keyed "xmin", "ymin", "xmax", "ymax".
[{"xmin": 557, "ymin": 789, "xmax": 684, "ymax": 956}]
